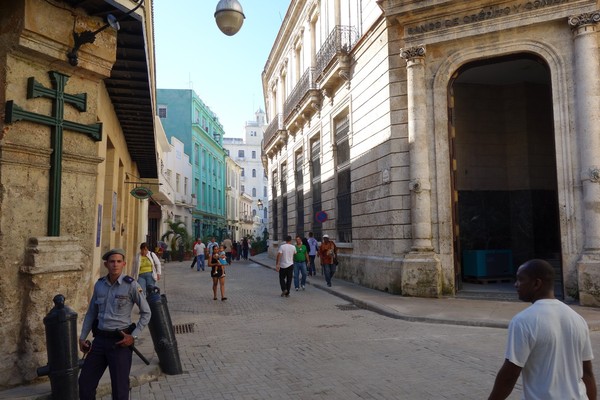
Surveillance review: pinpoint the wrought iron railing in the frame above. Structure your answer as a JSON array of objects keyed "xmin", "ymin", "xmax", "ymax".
[
  {"xmin": 315, "ymin": 25, "xmax": 359, "ymax": 79},
  {"xmin": 263, "ymin": 113, "xmax": 284, "ymax": 148},
  {"xmin": 283, "ymin": 67, "xmax": 317, "ymax": 121}
]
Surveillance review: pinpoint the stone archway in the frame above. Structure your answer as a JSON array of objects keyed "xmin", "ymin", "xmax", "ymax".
[
  {"xmin": 430, "ymin": 41, "xmax": 576, "ymax": 298},
  {"xmin": 449, "ymin": 54, "xmax": 563, "ymax": 297}
]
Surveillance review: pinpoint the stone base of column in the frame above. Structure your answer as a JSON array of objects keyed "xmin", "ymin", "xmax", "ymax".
[
  {"xmin": 401, "ymin": 251, "xmax": 442, "ymax": 298},
  {"xmin": 17, "ymin": 237, "xmax": 85, "ymax": 381},
  {"xmin": 577, "ymin": 253, "xmax": 600, "ymax": 306}
]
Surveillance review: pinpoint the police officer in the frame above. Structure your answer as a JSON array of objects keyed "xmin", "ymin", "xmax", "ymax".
[{"xmin": 78, "ymin": 248, "xmax": 151, "ymax": 400}]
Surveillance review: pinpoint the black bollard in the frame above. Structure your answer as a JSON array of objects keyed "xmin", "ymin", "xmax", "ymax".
[
  {"xmin": 37, "ymin": 294, "xmax": 79, "ymax": 400},
  {"xmin": 146, "ymin": 286, "xmax": 183, "ymax": 375}
]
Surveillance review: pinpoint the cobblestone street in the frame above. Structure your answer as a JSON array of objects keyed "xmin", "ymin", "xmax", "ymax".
[{"xmin": 104, "ymin": 259, "xmax": 600, "ymax": 400}]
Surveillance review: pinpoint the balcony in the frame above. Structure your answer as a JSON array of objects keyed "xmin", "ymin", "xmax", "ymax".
[
  {"xmin": 283, "ymin": 67, "xmax": 322, "ymax": 135},
  {"xmin": 315, "ymin": 25, "xmax": 359, "ymax": 93},
  {"xmin": 263, "ymin": 113, "xmax": 287, "ymax": 158}
]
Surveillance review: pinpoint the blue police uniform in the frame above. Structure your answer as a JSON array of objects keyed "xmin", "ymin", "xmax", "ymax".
[{"xmin": 79, "ymin": 273, "xmax": 151, "ymax": 400}]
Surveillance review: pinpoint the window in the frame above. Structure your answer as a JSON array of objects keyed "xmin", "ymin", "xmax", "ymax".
[
  {"xmin": 264, "ymin": 186, "xmax": 267, "ymax": 197},
  {"xmin": 184, "ymin": 177, "xmax": 188, "ymax": 195},
  {"xmin": 176, "ymin": 173, "xmax": 181, "ymax": 192},
  {"xmin": 252, "ymin": 169, "xmax": 256, "ymax": 177},
  {"xmin": 295, "ymin": 151, "xmax": 304, "ymax": 237},
  {"xmin": 335, "ymin": 114, "xmax": 352, "ymax": 242},
  {"xmin": 310, "ymin": 137, "xmax": 321, "ymax": 178},
  {"xmin": 252, "ymin": 188, "xmax": 256, "ymax": 197},
  {"xmin": 310, "ymin": 137, "xmax": 322, "ymax": 238},
  {"xmin": 238, "ymin": 150, "xmax": 245, "ymax": 158},
  {"xmin": 281, "ymin": 163, "xmax": 288, "ymax": 238},
  {"xmin": 272, "ymin": 170, "xmax": 278, "ymax": 241},
  {"xmin": 158, "ymin": 105, "xmax": 167, "ymax": 118},
  {"xmin": 241, "ymin": 168, "xmax": 245, "ymax": 177},
  {"xmin": 252, "ymin": 150, "xmax": 256, "ymax": 159},
  {"xmin": 241, "ymin": 185, "xmax": 245, "ymax": 193},
  {"xmin": 194, "ymin": 143, "xmax": 199, "ymax": 165}
]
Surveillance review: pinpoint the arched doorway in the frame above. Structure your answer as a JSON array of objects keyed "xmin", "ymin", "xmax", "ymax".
[{"xmin": 449, "ymin": 54, "xmax": 563, "ymax": 299}]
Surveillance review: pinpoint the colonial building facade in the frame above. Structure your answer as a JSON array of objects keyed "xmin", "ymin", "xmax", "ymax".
[
  {"xmin": 225, "ymin": 156, "xmax": 242, "ymax": 241},
  {"xmin": 0, "ymin": 0, "xmax": 159, "ymax": 387},
  {"xmin": 157, "ymin": 89, "xmax": 227, "ymax": 241},
  {"xmin": 223, "ymin": 109, "xmax": 269, "ymax": 239},
  {"xmin": 262, "ymin": 0, "xmax": 600, "ymax": 305}
]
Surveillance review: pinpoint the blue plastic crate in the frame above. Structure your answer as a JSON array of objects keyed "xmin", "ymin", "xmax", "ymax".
[{"xmin": 462, "ymin": 250, "xmax": 513, "ymax": 278}]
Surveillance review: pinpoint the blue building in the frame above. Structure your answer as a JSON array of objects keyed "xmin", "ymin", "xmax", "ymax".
[{"xmin": 157, "ymin": 89, "xmax": 227, "ymax": 240}]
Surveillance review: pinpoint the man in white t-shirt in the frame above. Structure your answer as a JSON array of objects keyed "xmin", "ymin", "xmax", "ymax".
[
  {"xmin": 488, "ymin": 259, "xmax": 596, "ymax": 400},
  {"xmin": 276, "ymin": 235, "xmax": 296, "ymax": 297},
  {"xmin": 193, "ymin": 239, "xmax": 206, "ymax": 272}
]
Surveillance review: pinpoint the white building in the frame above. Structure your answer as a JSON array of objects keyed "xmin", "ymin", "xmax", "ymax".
[
  {"xmin": 160, "ymin": 135, "xmax": 195, "ymax": 248},
  {"xmin": 223, "ymin": 109, "xmax": 269, "ymax": 240},
  {"xmin": 225, "ymin": 156, "xmax": 242, "ymax": 241},
  {"xmin": 262, "ymin": 0, "xmax": 600, "ymax": 304}
]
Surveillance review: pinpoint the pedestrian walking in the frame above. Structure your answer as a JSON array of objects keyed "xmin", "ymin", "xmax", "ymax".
[
  {"xmin": 189, "ymin": 238, "xmax": 200, "ymax": 269},
  {"xmin": 276, "ymin": 235, "xmax": 296, "ymax": 297},
  {"xmin": 78, "ymin": 248, "xmax": 151, "ymax": 400},
  {"xmin": 242, "ymin": 237, "xmax": 249, "ymax": 260},
  {"xmin": 223, "ymin": 236, "xmax": 233, "ymax": 264},
  {"xmin": 235, "ymin": 240, "xmax": 242, "ymax": 260},
  {"xmin": 318, "ymin": 234, "xmax": 337, "ymax": 287},
  {"xmin": 194, "ymin": 239, "xmax": 206, "ymax": 271},
  {"xmin": 208, "ymin": 248, "xmax": 227, "ymax": 301},
  {"xmin": 207, "ymin": 237, "xmax": 218, "ymax": 259},
  {"xmin": 293, "ymin": 235, "xmax": 308, "ymax": 291},
  {"xmin": 131, "ymin": 242, "xmax": 162, "ymax": 295},
  {"xmin": 307, "ymin": 232, "xmax": 319, "ymax": 276},
  {"xmin": 488, "ymin": 259, "xmax": 596, "ymax": 400}
]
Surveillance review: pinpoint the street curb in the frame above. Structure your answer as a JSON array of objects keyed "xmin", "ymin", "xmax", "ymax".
[{"xmin": 250, "ymin": 257, "xmax": 509, "ymax": 330}]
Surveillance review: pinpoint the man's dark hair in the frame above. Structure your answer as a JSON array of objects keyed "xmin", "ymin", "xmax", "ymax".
[
  {"xmin": 308, "ymin": 232, "xmax": 314, "ymax": 237},
  {"xmin": 285, "ymin": 235, "xmax": 292, "ymax": 242},
  {"xmin": 522, "ymin": 259, "xmax": 555, "ymax": 288}
]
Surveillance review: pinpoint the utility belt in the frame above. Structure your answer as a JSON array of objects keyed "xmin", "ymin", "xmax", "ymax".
[{"xmin": 92, "ymin": 320, "xmax": 135, "ymax": 338}]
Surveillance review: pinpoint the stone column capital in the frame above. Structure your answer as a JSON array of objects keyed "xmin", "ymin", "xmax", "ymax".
[
  {"xmin": 569, "ymin": 11, "xmax": 600, "ymax": 32},
  {"xmin": 400, "ymin": 45, "xmax": 426, "ymax": 62}
]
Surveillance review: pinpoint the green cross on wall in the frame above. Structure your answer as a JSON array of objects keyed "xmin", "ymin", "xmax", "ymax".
[{"xmin": 4, "ymin": 71, "xmax": 103, "ymax": 236}]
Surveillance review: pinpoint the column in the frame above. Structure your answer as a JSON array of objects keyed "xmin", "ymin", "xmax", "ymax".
[
  {"xmin": 569, "ymin": 11, "xmax": 600, "ymax": 305},
  {"xmin": 399, "ymin": 45, "xmax": 441, "ymax": 298},
  {"xmin": 400, "ymin": 45, "xmax": 433, "ymax": 252}
]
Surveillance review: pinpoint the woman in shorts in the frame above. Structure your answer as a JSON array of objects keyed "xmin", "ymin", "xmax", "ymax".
[{"xmin": 209, "ymin": 250, "xmax": 226, "ymax": 301}]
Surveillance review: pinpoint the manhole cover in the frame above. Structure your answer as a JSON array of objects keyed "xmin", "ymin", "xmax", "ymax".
[{"xmin": 173, "ymin": 323, "xmax": 196, "ymax": 334}]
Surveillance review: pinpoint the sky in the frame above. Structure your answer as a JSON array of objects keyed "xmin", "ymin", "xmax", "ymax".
[{"xmin": 154, "ymin": 0, "xmax": 291, "ymax": 138}]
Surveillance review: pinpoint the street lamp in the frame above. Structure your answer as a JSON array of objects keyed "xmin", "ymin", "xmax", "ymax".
[
  {"xmin": 214, "ymin": 0, "xmax": 245, "ymax": 36},
  {"xmin": 67, "ymin": 0, "xmax": 145, "ymax": 66},
  {"xmin": 257, "ymin": 199, "xmax": 263, "ymax": 210}
]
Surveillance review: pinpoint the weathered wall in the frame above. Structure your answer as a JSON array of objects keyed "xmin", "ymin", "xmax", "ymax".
[{"xmin": 0, "ymin": 0, "xmax": 151, "ymax": 388}]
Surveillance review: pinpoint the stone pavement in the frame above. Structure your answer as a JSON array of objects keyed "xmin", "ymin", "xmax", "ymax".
[
  {"xmin": 249, "ymin": 252, "xmax": 600, "ymax": 331},
  {"xmin": 2, "ymin": 253, "xmax": 599, "ymax": 399}
]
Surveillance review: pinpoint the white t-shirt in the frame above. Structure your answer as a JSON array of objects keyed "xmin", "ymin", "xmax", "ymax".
[
  {"xmin": 277, "ymin": 243, "xmax": 296, "ymax": 268},
  {"xmin": 194, "ymin": 242, "xmax": 205, "ymax": 256},
  {"xmin": 505, "ymin": 299, "xmax": 593, "ymax": 400}
]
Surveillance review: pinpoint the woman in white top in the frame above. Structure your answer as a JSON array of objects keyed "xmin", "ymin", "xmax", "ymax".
[{"xmin": 131, "ymin": 242, "xmax": 162, "ymax": 295}]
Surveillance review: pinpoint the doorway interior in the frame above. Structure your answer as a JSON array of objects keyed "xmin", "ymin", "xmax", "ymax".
[{"xmin": 449, "ymin": 54, "xmax": 563, "ymax": 300}]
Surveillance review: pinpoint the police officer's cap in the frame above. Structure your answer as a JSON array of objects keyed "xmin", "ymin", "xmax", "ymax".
[{"xmin": 102, "ymin": 248, "xmax": 126, "ymax": 260}]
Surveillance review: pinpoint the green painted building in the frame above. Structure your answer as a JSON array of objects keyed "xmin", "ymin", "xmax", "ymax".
[{"xmin": 157, "ymin": 89, "xmax": 227, "ymax": 240}]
